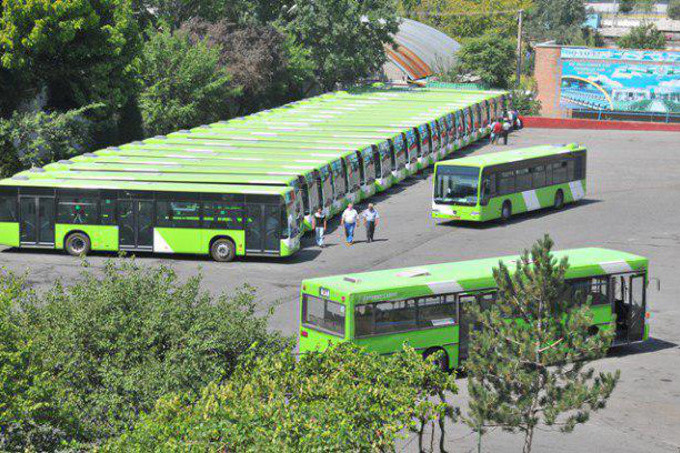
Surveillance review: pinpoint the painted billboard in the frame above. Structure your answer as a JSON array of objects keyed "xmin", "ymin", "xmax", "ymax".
[{"xmin": 559, "ymin": 48, "xmax": 680, "ymax": 114}]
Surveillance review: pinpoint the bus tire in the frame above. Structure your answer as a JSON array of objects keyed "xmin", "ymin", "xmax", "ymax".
[
  {"xmin": 64, "ymin": 232, "xmax": 91, "ymax": 257},
  {"xmin": 501, "ymin": 201, "xmax": 512, "ymax": 222},
  {"xmin": 423, "ymin": 347, "xmax": 449, "ymax": 372},
  {"xmin": 210, "ymin": 237, "xmax": 236, "ymax": 262},
  {"xmin": 554, "ymin": 189, "xmax": 564, "ymax": 210}
]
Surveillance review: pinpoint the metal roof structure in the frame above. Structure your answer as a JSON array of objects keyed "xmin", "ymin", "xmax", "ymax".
[{"xmin": 384, "ymin": 18, "xmax": 460, "ymax": 81}]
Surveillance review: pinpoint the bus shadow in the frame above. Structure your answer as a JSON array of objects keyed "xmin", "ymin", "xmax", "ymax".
[
  {"xmin": 436, "ymin": 199, "xmax": 603, "ymax": 231},
  {"xmin": 608, "ymin": 337, "xmax": 678, "ymax": 357}
]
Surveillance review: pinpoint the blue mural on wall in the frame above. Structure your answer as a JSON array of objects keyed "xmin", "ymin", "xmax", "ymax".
[{"xmin": 559, "ymin": 48, "xmax": 680, "ymax": 114}]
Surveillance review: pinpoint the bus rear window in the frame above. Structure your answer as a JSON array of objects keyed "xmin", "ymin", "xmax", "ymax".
[{"xmin": 302, "ymin": 295, "xmax": 345, "ymax": 336}]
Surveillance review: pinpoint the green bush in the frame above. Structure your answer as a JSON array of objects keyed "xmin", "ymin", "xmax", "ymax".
[
  {"xmin": 451, "ymin": 30, "xmax": 517, "ymax": 89},
  {"xmin": 618, "ymin": 23, "xmax": 666, "ymax": 49},
  {"xmin": 9, "ymin": 260, "xmax": 290, "ymax": 446},
  {"xmin": 619, "ymin": 0, "xmax": 635, "ymax": 13}
]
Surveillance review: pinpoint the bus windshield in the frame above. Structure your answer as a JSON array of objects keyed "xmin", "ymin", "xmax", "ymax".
[
  {"xmin": 434, "ymin": 165, "xmax": 480, "ymax": 205},
  {"xmin": 302, "ymin": 294, "xmax": 345, "ymax": 336}
]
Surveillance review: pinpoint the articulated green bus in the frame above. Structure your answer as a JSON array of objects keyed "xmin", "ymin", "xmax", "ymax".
[
  {"xmin": 0, "ymin": 178, "xmax": 301, "ymax": 261},
  {"xmin": 433, "ymin": 144, "xmax": 587, "ymax": 222},
  {"xmin": 299, "ymin": 248, "xmax": 649, "ymax": 369}
]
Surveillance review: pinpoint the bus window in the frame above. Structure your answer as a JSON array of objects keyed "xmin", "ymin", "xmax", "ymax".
[
  {"xmin": 515, "ymin": 168, "xmax": 532, "ymax": 192},
  {"xmin": 498, "ymin": 170, "xmax": 515, "ymax": 194},
  {"xmin": 156, "ymin": 200, "xmax": 201, "ymax": 228},
  {"xmin": 57, "ymin": 196, "xmax": 99, "ymax": 225},
  {"xmin": 417, "ymin": 295, "xmax": 456, "ymax": 328},
  {"xmin": 280, "ymin": 201, "xmax": 299, "ymax": 239},
  {"xmin": 406, "ymin": 131, "xmax": 418, "ymax": 163},
  {"xmin": 297, "ymin": 178, "xmax": 310, "ymax": 215},
  {"xmin": 374, "ymin": 300, "xmax": 417, "ymax": 334},
  {"xmin": 346, "ymin": 155, "xmax": 361, "ymax": 190},
  {"xmin": 302, "ymin": 295, "xmax": 345, "ymax": 336},
  {"xmin": 393, "ymin": 135, "xmax": 406, "ymax": 170},
  {"xmin": 320, "ymin": 166, "xmax": 334, "ymax": 206},
  {"xmin": 0, "ymin": 189, "xmax": 17, "ymax": 221},
  {"xmin": 480, "ymin": 173, "xmax": 496, "ymax": 205},
  {"xmin": 331, "ymin": 161, "xmax": 346, "ymax": 200},
  {"xmin": 434, "ymin": 166, "xmax": 480, "ymax": 205},
  {"xmin": 361, "ymin": 147, "xmax": 377, "ymax": 183},
  {"xmin": 305, "ymin": 173, "xmax": 321, "ymax": 212},
  {"xmin": 552, "ymin": 161, "xmax": 568, "ymax": 184},
  {"xmin": 378, "ymin": 142, "xmax": 391, "ymax": 177},
  {"xmin": 573, "ymin": 153, "xmax": 586, "ymax": 180},
  {"xmin": 202, "ymin": 201, "xmax": 244, "ymax": 229}
]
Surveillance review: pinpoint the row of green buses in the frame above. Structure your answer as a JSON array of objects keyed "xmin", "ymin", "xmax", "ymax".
[
  {"xmin": 299, "ymin": 248, "xmax": 650, "ymax": 369},
  {"xmin": 0, "ymin": 85, "xmax": 509, "ymax": 261}
]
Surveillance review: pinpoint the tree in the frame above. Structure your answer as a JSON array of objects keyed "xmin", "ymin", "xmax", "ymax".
[
  {"xmin": 619, "ymin": 0, "xmax": 635, "ymax": 13},
  {"xmin": 105, "ymin": 343, "xmax": 457, "ymax": 452},
  {"xmin": 283, "ymin": 0, "xmax": 400, "ymax": 92},
  {"xmin": 0, "ymin": 0, "xmax": 142, "ymax": 112},
  {"xmin": 464, "ymin": 236, "xmax": 620, "ymax": 453},
  {"xmin": 524, "ymin": 0, "xmax": 588, "ymax": 44},
  {"xmin": 407, "ymin": 0, "xmax": 533, "ymax": 41},
  {"xmin": 138, "ymin": 29, "xmax": 240, "ymax": 136},
  {"xmin": 18, "ymin": 260, "xmax": 289, "ymax": 444},
  {"xmin": 669, "ymin": 0, "xmax": 680, "ymax": 20},
  {"xmin": 0, "ymin": 106, "xmax": 99, "ymax": 177},
  {"xmin": 618, "ymin": 23, "xmax": 666, "ymax": 49},
  {"xmin": 510, "ymin": 77, "xmax": 542, "ymax": 115},
  {"xmin": 451, "ymin": 31, "xmax": 517, "ymax": 89}
]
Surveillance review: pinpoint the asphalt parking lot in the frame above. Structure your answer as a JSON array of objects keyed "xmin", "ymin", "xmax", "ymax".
[{"xmin": 2, "ymin": 127, "xmax": 679, "ymax": 452}]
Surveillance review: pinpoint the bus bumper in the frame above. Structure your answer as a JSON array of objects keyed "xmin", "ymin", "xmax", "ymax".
[{"xmin": 281, "ymin": 235, "xmax": 301, "ymax": 257}]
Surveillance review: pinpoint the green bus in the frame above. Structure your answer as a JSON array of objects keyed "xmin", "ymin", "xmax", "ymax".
[
  {"xmin": 0, "ymin": 178, "xmax": 301, "ymax": 261},
  {"xmin": 298, "ymin": 248, "xmax": 650, "ymax": 370},
  {"xmin": 433, "ymin": 144, "xmax": 587, "ymax": 222}
]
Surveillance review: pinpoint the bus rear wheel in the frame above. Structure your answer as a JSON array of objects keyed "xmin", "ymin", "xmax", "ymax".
[
  {"xmin": 501, "ymin": 201, "xmax": 512, "ymax": 222},
  {"xmin": 65, "ymin": 232, "xmax": 91, "ymax": 257},
  {"xmin": 554, "ymin": 190, "xmax": 564, "ymax": 210},
  {"xmin": 423, "ymin": 347, "xmax": 449, "ymax": 372},
  {"xmin": 210, "ymin": 238, "xmax": 236, "ymax": 262}
]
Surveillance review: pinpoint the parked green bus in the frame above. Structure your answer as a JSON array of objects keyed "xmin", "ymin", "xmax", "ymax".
[
  {"xmin": 432, "ymin": 144, "xmax": 587, "ymax": 222},
  {"xmin": 0, "ymin": 178, "xmax": 301, "ymax": 261},
  {"xmin": 298, "ymin": 248, "xmax": 650, "ymax": 369}
]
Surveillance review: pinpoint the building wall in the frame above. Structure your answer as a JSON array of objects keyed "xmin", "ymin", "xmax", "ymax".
[{"xmin": 535, "ymin": 46, "xmax": 564, "ymax": 117}]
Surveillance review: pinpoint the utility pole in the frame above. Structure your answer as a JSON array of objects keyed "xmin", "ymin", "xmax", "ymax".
[{"xmin": 516, "ymin": 9, "xmax": 523, "ymax": 87}]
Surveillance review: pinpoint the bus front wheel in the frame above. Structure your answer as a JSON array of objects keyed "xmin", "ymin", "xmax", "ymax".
[
  {"xmin": 210, "ymin": 238, "xmax": 236, "ymax": 262},
  {"xmin": 423, "ymin": 347, "xmax": 449, "ymax": 372},
  {"xmin": 65, "ymin": 232, "xmax": 91, "ymax": 257},
  {"xmin": 554, "ymin": 190, "xmax": 564, "ymax": 210},
  {"xmin": 501, "ymin": 201, "xmax": 512, "ymax": 222}
]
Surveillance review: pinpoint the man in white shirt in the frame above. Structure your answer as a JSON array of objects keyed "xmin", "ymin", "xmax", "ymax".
[
  {"xmin": 340, "ymin": 203, "xmax": 359, "ymax": 245},
  {"xmin": 362, "ymin": 203, "xmax": 380, "ymax": 243}
]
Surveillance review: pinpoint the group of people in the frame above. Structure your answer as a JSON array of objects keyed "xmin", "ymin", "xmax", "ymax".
[
  {"xmin": 311, "ymin": 203, "xmax": 380, "ymax": 248},
  {"xmin": 489, "ymin": 109, "xmax": 522, "ymax": 145}
]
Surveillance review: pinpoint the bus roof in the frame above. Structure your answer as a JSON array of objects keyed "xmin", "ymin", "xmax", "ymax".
[
  {"xmin": 302, "ymin": 248, "xmax": 647, "ymax": 297},
  {"xmin": 13, "ymin": 170, "xmax": 299, "ymax": 186},
  {"xmin": 0, "ymin": 177, "xmax": 293, "ymax": 196},
  {"xmin": 436, "ymin": 144, "xmax": 585, "ymax": 168}
]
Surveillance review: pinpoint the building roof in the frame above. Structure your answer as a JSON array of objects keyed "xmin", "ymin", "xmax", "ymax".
[{"xmin": 386, "ymin": 18, "xmax": 460, "ymax": 81}]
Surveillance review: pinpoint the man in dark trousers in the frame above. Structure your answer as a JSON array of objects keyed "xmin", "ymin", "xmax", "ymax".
[{"xmin": 362, "ymin": 203, "xmax": 380, "ymax": 243}]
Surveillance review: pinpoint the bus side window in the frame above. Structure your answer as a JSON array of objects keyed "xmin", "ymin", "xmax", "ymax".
[
  {"xmin": 0, "ymin": 191, "xmax": 17, "ymax": 221},
  {"xmin": 532, "ymin": 166, "xmax": 546, "ymax": 188},
  {"xmin": 498, "ymin": 171, "xmax": 515, "ymax": 195}
]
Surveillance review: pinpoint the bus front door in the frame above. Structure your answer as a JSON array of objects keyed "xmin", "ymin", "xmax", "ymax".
[
  {"xmin": 19, "ymin": 196, "xmax": 55, "ymax": 246},
  {"xmin": 118, "ymin": 200, "xmax": 154, "ymax": 251},
  {"xmin": 245, "ymin": 204, "xmax": 281, "ymax": 255},
  {"xmin": 613, "ymin": 274, "xmax": 646, "ymax": 343}
]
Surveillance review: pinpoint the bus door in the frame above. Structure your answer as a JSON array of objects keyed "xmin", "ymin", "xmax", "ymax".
[
  {"xmin": 244, "ymin": 201, "xmax": 280, "ymax": 254},
  {"xmin": 19, "ymin": 192, "xmax": 55, "ymax": 246},
  {"xmin": 613, "ymin": 274, "xmax": 646, "ymax": 343},
  {"xmin": 118, "ymin": 197, "xmax": 154, "ymax": 251},
  {"xmin": 457, "ymin": 294, "xmax": 477, "ymax": 364}
]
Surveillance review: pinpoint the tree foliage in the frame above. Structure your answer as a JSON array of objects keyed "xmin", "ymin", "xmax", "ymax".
[
  {"xmin": 452, "ymin": 31, "xmax": 517, "ymax": 89},
  {"xmin": 283, "ymin": 0, "xmax": 399, "ymax": 91},
  {"xmin": 12, "ymin": 260, "xmax": 289, "ymax": 445},
  {"xmin": 619, "ymin": 0, "xmax": 636, "ymax": 14},
  {"xmin": 105, "ymin": 343, "xmax": 457, "ymax": 452},
  {"xmin": 408, "ymin": 0, "xmax": 533, "ymax": 40},
  {"xmin": 669, "ymin": 0, "xmax": 680, "ymax": 20},
  {"xmin": 138, "ymin": 29, "xmax": 240, "ymax": 136},
  {"xmin": 464, "ymin": 236, "xmax": 620, "ymax": 453},
  {"xmin": 524, "ymin": 0, "xmax": 588, "ymax": 44},
  {"xmin": 618, "ymin": 23, "xmax": 667, "ymax": 50},
  {"xmin": 0, "ymin": 0, "xmax": 142, "ymax": 111},
  {"xmin": 0, "ymin": 106, "xmax": 100, "ymax": 177}
]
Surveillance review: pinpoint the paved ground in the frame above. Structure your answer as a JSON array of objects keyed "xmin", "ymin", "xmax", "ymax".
[{"xmin": 2, "ymin": 128, "xmax": 679, "ymax": 452}]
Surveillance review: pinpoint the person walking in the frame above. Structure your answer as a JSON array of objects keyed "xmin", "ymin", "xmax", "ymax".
[
  {"xmin": 491, "ymin": 118, "xmax": 502, "ymax": 145},
  {"xmin": 340, "ymin": 203, "xmax": 359, "ymax": 245},
  {"xmin": 362, "ymin": 203, "xmax": 380, "ymax": 243},
  {"xmin": 311, "ymin": 207, "xmax": 327, "ymax": 248},
  {"xmin": 501, "ymin": 117, "xmax": 512, "ymax": 145}
]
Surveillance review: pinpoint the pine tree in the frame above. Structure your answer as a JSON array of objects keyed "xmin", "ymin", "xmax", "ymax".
[{"xmin": 464, "ymin": 235, "xmax": 620, "ymax": 453}]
